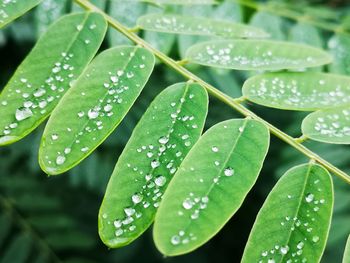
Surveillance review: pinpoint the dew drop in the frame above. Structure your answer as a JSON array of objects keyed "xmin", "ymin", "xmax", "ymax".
[
  {"xmin": 15, "ymin": 107, "xmax": 33, "ymax": 121},
  {"xmin": 224, "ymin": 167, "xmax": 234, "ymax": 177},
  {"xmin": 56, "ymin": 155, "xmax": 66, "ymax": 165},
  {"xmin": 182, "ymin": 199, "xmax": 193, "ymax": 210},
  {"xmin": 158, "ymin": 136, "xmax": 169, "ymax": 144},
  {"xmin": 88, "ymin": 109, "xmax": 99, "ymax": 119},
  {"xmin": 312, "ymin": 236, "xmax": 320, "ymax": 243},
  {"xmin": 171, "ymin": 235, "xmax": 180, "ymax": 245},
  {"xmin": 211, "ymin": 146, "xmax": 219, "ymax": 152},
  {"xmin": 124, "ymin": 207, "xmax": 135, "ymax": 216},
  {"xmin": 131, "ymin": 193, "xmax": 143, "ymax": 204},
  {"xmin": 155, "ymin": 175, "xmax": 166, "ymax": 187},
  {"xmin": 305, "ymin": 193, "xmax": 314, "ymax": 203},
  {"xmin": 51, "ymin": 134, "xmax": 59, "ymax": 140}
]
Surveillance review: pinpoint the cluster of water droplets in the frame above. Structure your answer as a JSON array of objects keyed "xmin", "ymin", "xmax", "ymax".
[
  {"xmin": 259, "ymin": 179, "xmax": 325, "ymax": 263},
  {"xmin": 42, "ymin": 49, "xmax": 148, "ymax": 168},
  {"xmin": 192, "ymin": 42, "xmax": 315, "ymax": 69},
  {"xmin": 312, "ymin": 108, "xmax": 350, "ymax": 138},
  {"xmin": 102, "ymin": 91, "xmax": 201, "ymax": 239},
  {"xmin": 0, "ymin": 20, "xmax": 99, "ymax": 141},
  {"xmin": 143, "ymin": 14, "xmax": 262, "ymax": 38},
  {"xmin": 169, "ymin": 125, "xmax": 243, "ymax": 247},
  {"xmin": 247, "ymin": 76, "xmax": 350, "ymax": 108}
]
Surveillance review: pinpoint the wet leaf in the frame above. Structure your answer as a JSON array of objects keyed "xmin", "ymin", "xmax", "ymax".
[
  {"xmin": 98, "ymin": 82, "xmax": 208, "ymax": 248},
  {"xmin": 243, "ymin": 72, "xmax": 350, "ymax": 111},
  {"xmin": 141, "ymin": 0, "xmax": 216, "ymax": 5},
  {"xmin": 186, "ymin": 40, "xmax": 333, "ymax": 70},
  {"xmin": 39, "ymin": 46, "xmax": 155, "ymax": 175},
  {"xmin": 250, "ymin": 11, "xmax": 287, "ymax": 40},
  {"xmin": 302, "ymin": 106, "xmax": 350, "ymax": 144},
  {"xmin": 0, "ymin": 12, "xmax": 107, "ymax": 146},
  {"xmin": 137, "ymin": 14, "xmax": 268, "ymax": 38},
  {"xmin": 153, "ymin": 119, "xmax": 269, "ymax": 255},
  {"xmin": 242, "ymin": 163, "xmax": 333, "ymax": 263},
  {"xmin": 0, "ymin": 0, "xmax": 42, "ymax": 28}
]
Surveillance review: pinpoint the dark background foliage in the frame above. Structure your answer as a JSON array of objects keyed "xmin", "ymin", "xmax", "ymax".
[{"xmin": 0, "ymin": 0, "xmax": 350, "ymax": 262}]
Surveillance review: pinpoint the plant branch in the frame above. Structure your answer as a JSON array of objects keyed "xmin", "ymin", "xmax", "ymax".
[{"xmin": 73, "ymin": 0, "xmax": 350, "ymax": 184}]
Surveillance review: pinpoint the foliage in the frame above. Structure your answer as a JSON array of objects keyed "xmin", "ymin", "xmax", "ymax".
[{"xmin": 1, "ymin": 0, "xmax": 350, "ymax": 262}]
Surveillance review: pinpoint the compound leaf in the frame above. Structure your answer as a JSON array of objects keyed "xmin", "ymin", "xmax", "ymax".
[
  {"xmin": 243, "ymin": 72, "xmax": 350, "ymax": 111},
  {"xmin": 98, "ymin": 82, "xmax": 208, "ymax": 248},
  {"xmin": 0, "ymin": 0, "xmax": 42, "ymax": 28},
  {"xmin": 0, "ymin": 12, "xmax": 107, "ymax": 146},
  {"xmin": 186, "ymin": 40, "xmax": 333, "ymax": 70},
  {"xmin": 137, "ymin": 14, "xmax": 268, "ymax": 38},
  {"xmin": 153, "ymin": 119, "xmax": 270, "ymax": 256},
  {"xmin": 39, "ymin": 46, "xmax": 155, "ymax": 175},
  {"xmin": 242, "ymin": 163, "xmax": 333, "ymax": 263},
  {"xmin": 302, "ymin": 106, "xmax": 350, "ymax": 144}
]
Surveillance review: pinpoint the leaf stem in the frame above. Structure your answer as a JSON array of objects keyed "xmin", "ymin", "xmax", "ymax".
[{"xmin": 73, "ymin": 0, "xmax": 350, "ymax": 184}]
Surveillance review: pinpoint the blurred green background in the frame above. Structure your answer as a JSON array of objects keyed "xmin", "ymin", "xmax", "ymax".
[{"xmin": 1, "ymin": 0, "xmax": 350, "ymax": 262}]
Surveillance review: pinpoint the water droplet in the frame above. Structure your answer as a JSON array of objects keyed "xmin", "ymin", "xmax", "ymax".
[
  {"xmin": 124, "ymin": 207, "xmax": 135, "ymax": 216},
  {"xmin": 171, "ymin": 235, "xmax": 180, "ymax": 245},
  {"xmin": 155, "ymin": 175, "xmax": 166, "ymax": 187},
  {"xmin": 211, "ymin": 146, "xmax": 219, "ymax": 152},
  {"xmin": 104, "ymin": 104, "xmax": 113, "ymax": 112},
  {"xmin": 182, "ymin": 199, "xmax": 193, "ymax": 210},
  {"xmin": 305, "ymin": 193, "xmax": 314, "ymax": 203},
  {"xmin": 312, "ymin": 236, "xmax": 319, "ymax": 243},
  {"xmin": 51, "ymin": 134, "xmax": 59, "ymax": 140},
  {"xmin": 115, "ymin": 229, "xmax": 123, "ymax": 236},
  {"xmin": 158, "ymin": 136, "xmax": 169, "ymax": 144},
  {"xmin": 224, "ymin": 167, "xmax": 234, "ymax": 177},
  {"xmin": 297, "ymin": 241, "xmax": 304, "ymax": 249},
  {"xmin": 132, "ymin": 193, "xmax": 143, "ymax": 204},
  {"xmin": 15, "ymin": 107, "xmax": 33, "ymax": 121},
  {"xmin": 56, "ymin": 155, "xmax": 66, "ymax": 165},
  {"xmin": 280, "ymin": 246, "xmax": 289, "ymax": 255},
  {"xmin": 88, "ymin": 109, "xmax": 99, "ymax": 119},
  {"xmin": 64, "ymin": 148, "xmax": 71, "ymax": 154},
  {"xmin": 151, "ymin": 160, "xmax": 160, "ymax": 169}
]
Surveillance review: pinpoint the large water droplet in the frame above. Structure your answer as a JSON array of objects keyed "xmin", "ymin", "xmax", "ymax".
[
  {"xmin": 171, "ymin": 235, "xmax": 180, "ymax": 245},
  {"xmin": 131, "ymin": 193, "xmax": 143, "ymax": 204},
  {"xmin": 56, "ymin": 155, "xmax": 66, "ymax": 165},
  {"xmin": 224, "ymin": 167, "xmax": 234, "ymax": 177},
  {"xmin": 155, "ymin": 175, "xmax": 166, "ymax": 187},
  {"xmin": 15, "ymin": 107, "xmax": 33, "ymax": 121},
  {"xmin": 305, "ymin": 193, "xmax": 314, "ymax": 203},
  {"xmin": 182, "ymin": 199, "xmax": 194, "ymax": 210}
]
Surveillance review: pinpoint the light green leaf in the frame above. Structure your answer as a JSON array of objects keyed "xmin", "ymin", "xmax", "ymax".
[
  {"xmin": 328, "ymin": 34, "xmax": 350, "ymax": 75},
  {"xmin": 0, "ymin": 12, "xmax": 107, "ymax": 146},
  {"xmin": 243, "ymin": 72, "xmax": 350, "ymax": 111},
  {"xmin": 98, "ymin": 82, "xmax": 208, "ymax": 248},
  {"xmin": 242, "ymin": 163, "xmax": 333, "ymax": 263},
  {"xmin": 0, "ymin": 0, "xmax": 42, "ymax": 28},
  {"xmin": 343, "ymin": 235, "xmax": 350, "ymax": 263},
  {"xmin": 137, "ymin": 14, "xmax": 268, "ymax": 38},
  {"xmin": 153, "ymin": 119, "xmax": 270, "ymax": 256},
  {"xmin": 35, "ymin": 0, "xmax": 67, "ymax": 36},
  {"xmin": 302, "ymin": 106, "xmax": 350, "ymax": 144},
  {"xmin": 213, "ymin": 0, "xmax": 242, "ymax": 23},
  {"xmin": 185, "ymin": 40, "xmax": 333, "ymax": 70},
  {"xmin": 39, "ymin": 46, "xmax": 155, "ymax": 175}
]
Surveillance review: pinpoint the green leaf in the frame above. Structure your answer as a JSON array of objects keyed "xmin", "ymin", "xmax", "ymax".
[
  {"xmin": 39, "ymin": 46, "xmax": 155, "ymax": 175},
  {"xmin": 137, "ymin": 14, "xmax": 268, "ymax": 38},
  {"xmin": 302, "ymin": 106, "xmax": 350, "ymax": 144},
  {"xmin": 343, "ymin": 235, "xmax": 350, "ymax": 263},
  {"xmin": 98, "ymin": 82, "xmax": 208, "ymax": 248},
  {"xmin": 242, "ymin": 163, "xmax": 333, "ymax": 263},
  {"xmin": 328, "ymin": 34, "xmax": 350, "ymax": 75},
  {"xmin": 0, "ymin": 234, "xmax": 32, "ymax": 263},
  {"xmin": 185, "ymin": 40, "xmax": 333, "ymax": 71},
  {"xmin": 0, "ymin": 0, "xmax": 42, "ymax": 28},
  {"xmin": 289, "ymin": 23, "xmax": 323, "ymax": 48},
  {"xmin": 153, "ymin": 119, "xmax": 270, "ymax": 256},
  {"xmin": 242, "ymin": 72, "xmax": 350, "ymax": 111},
  {"xmin": 0, "ymin": 12, "xmax": 107, "ymax": 146},
  {"xmin": 34, "ymin": 0, "xmax": 67, "ymax": 36}
]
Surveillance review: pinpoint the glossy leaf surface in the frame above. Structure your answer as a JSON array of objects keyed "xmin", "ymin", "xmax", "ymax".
[
  {"xmin": 39, "ymin": 46, "xmax": 155, "ymax": 175},
  {"xmin": 0, "ymin": 12, "xmax": 107, "ymax": 146},
  {"xmin": 154, "ymin": 119, "xmax": 270, "ymax": 255},
  {"xmin": 186, "ymin": 40, "xmax": 333, "ymax": 70},
  {"xmin": 242, "ymin": 163, "xmax": 333, "ymax": 263},
  {"xmin": 98, "ymin": 82, "xmax": 208, "ymax": 247}
]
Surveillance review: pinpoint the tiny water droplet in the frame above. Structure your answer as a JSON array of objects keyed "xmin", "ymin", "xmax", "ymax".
[
  {"xmin": 56, "ymin": 155, "xmax": 66, "ymax": 165},
  {"xmin": 224, "ymin": 167, "xmax": 234, "ymax": 177},
  {"xmin": 305, "ymin": 193, "xmax": 314, "ymax": 203}
]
